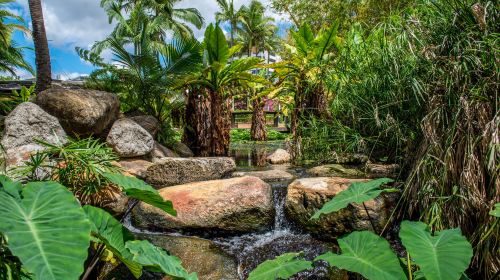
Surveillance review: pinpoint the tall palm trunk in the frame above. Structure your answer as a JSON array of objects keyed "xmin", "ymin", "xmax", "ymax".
[
  {"xmin": 309, "ymin": 82, "xmax": 330, "ymax": 119},
  {"xmin": 28, "ymin": 0, "xmax": 51, "ymax": 93},
  {"xmin": 183, "ymin": 88, "xmax": 212, "ymax": 156},
  {"xmin": 251, "ymin": 96, "xmax": 267, "ymax": 141},
  {"xmin": 209, "ymin": 89, "xmax": 230, "ymax": 156}
]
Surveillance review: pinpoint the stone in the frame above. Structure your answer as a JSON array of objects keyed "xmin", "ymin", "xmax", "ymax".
[
  {"xmin": 366, "ymin": 163, "xmax": 400, "ymax": 178},
  {"xmin": 144, "ymin": 157, "xmax": 236, "ymax": 188},
  {"xmin": 102, "ymin": 191, "xmax": 129, "ymax": 217},
  {"xmin": 171, "ymin": 141, "xmax": 194, "ymax": 157},
  {"xmin": 115, "ymin": 159, "xmax": 153, "ymax": 179},
  {"xmin": 306, "ymin": 164, "xmax": 366, "ymax": 178},
  {"xmin": 149, "ymin": 142, "xmax": 179, "ymax": 162},
  {"xmin": 232, "ymin": 169, "xmax": 294, "ymax": 182},
  {"xmin": 106, "ymin": 118, "xmax": 154, "ymax": 158},
  {"xmin": 35, "ymin": 87, "xmax": 120, "ymax": 136},
  {"xmin": 266, "ymin": 148, "xmax": 291, "ymax": 164},
  {"xmin": 132, "ymin": 176, "xmax": 274, "ymax": 233},
  {"xmin": 129, "ymin": 115, "xmax": 160, "ymax": 138},
  {"xmin": 1, "ymin": 102, "xmax": 68, "ymax": 150},
  {"xmin": 327, "ymin": 153, "xmax": 369, "ymax": 164},
  {"xmin": 285, "ymin": 177, "xmax": 398, "ymax": 240}
]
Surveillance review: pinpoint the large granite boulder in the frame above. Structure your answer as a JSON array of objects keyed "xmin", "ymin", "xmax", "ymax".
[
  {"xmin": 145, "ymin": 157, "xmax": 236, "ymax": 188},
  {"xmin": 1, "ymin": 102, "xmax": 68, "ymax": 150},
  {"xmin": 129, "ymin": 115, "xmax": 160, "ymax": 138},
  {"xmin": 285, "ymin": 177, "xmax": 398, "ymax": 240},
  {"xmin": 106, "ymin": 118, "xmax": 154, "ymax": 158},
  {"xmin": 171, "ymin": 141, "xmax": 194, "ymax": 158},
  {"xmin": 149, "ymin": 142, "xmax": 179, "ymax": 162},
  {"xmin": 115, "ymin": 159, "xmax": 153, "ymax": 179},
  {"xmin": 36, "ymin": 87, "xmax": 120, "ymax": 136},
  {"xmin": 132, "ymin": 176, "xmax": 274, "ymax": 233},
  {"xmin": 266, "ymin": 148, "xmax": 291, "ymax": 164},
  {"xmin": 306, "ymin": 164, "xmax": 366, "ymax": 178},
  {"xmin": 232, "ymin": 169, "xmax": 294, "ymax": 183}
]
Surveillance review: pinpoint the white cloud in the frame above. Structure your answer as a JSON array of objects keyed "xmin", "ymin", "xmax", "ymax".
[{"xmin": 55, "ymin": 72, "xmax": 88, "ymax": 81}]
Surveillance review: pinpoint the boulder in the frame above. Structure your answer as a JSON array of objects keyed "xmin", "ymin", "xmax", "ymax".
[
  {"xmin": 129, "ymin": 115, "xmax": 160, "ymax": 138},
  {"xmin": 266, "ymin": 148, "xmax": 291, "ymax": 164},
  {"xmin": 106, "ymin": 118, "xmax": 154, "ymax": 158},
  {"xmin": 326, "ymin": 153, "xmax": 369, "ymax": 164},
  {"xmin": 366, "ymin": 163, "xmax": 400, "ymax": 178},
  {"xmin": 306, "ymin": 164, "xmax": 366, "ymax": 178},
  {"xmin": 145, "ymin": 157, "xmax": 236, "ymax": 188},
  {"xmin": 132, "ymin": 176, "xmax": 274, "ymax": 233},
  {"xmin": 171, "ymin": 141, "xmax": 194, "ymax": 158},
  {"xmin": 149, "ymin": 142, "xmax": 179, "ymax": 162},
  {"xmin": 35, "ymin": 87, "xmax": 120, "ymax": 136},
  {"xmin": 285, "ymin": 177, "xmax": 398, "ymax": 240},
  {"xmin": 115, "ymin": 159, "xmax": 153, "ymax": 179},
  {"xmin": 232, "ymin": 169, "xmax": 294, "ymax": 183},
  {"xmin": 1, "ymin": 102, "xmax": 68, "ymax": 150}
]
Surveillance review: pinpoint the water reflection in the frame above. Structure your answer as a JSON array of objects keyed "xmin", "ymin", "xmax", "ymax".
[{"xmin": 230, "ymin": 142, "xmax": 286, "ymax": 169}]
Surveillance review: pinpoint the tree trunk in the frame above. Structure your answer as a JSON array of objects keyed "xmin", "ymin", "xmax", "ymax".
[
  {"xmin": 209, "ymin": 89, "xmax": 230, "ymax": 156},
  {"xmin": 183, "ymin": 87, "xmax": 212, "ymax": 156},
  {"xmin": 28, "ymin": 0, "xmax": 51, "ymax": 93},
  {"xmin": 308, "ymin": 83, "xmax": 330, "ymax": 119},
  {"xmin": 251, "ymin": 97, "xmax": 267, "ymax": 141}
]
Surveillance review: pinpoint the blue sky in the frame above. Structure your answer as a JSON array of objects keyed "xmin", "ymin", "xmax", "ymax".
[{"xmin": 6, "ymin": 0, "xmax": 288, "ymax": 80}]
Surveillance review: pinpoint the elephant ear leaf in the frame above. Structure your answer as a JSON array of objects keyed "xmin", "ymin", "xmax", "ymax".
[
  {"xmin": 125, "ymin": 240, "xmax": 197, "ymax": 280},
  {"xmin": 0, "ymin": 180, "xmax": 91, "ymax": 280},
  {"xmin": 83, "ymin": 205, "xmax": 143, "ymax": 278},
  {"xmin": 316, "ymin": 231, "xmax": 406, "ymax": 280},
  {"xmin": 399, "ymin": 221, "xmax": 473, "ymax": 280},
  {"xmin": 311, "ymin": 178, "xmax": 394, "ymax": 219},
  {"xmin": 103, "ymin": 173, "xmax": 176, "ymax": 216},
  {"xmin": 247, "ymin": 252, "xmax": 313, "ymax": 280}
]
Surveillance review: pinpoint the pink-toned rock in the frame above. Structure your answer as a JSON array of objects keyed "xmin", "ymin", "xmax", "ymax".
[
  {"xmin": 285, "ymin": 177, "xmax": 398, "ymax": 239},
  {"xmin": 115, "ymin": 159, "xmax": 153, "ymax": 179},
  {"xmin": 132, "ymin": 176, "xmax": 273, "ymax": 233}
]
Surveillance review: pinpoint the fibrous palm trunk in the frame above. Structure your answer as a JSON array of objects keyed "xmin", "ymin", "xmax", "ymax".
[
  {"xmin": 183, "ymin": 88, "xmax": 212, "ymax": 156},
  {"xmin": 209, "ymin": 89, "xmax": 231, "ymax": 156},
  {"xmin": 28, "ymin": 0, "xmax": 51, "ymax": 93},
  {"xmin": 251, "ymin": 97, "xmax": 267, "ymax": 141}
]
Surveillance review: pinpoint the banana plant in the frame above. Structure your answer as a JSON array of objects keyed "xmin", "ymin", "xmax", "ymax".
[
  {"xmin": 248, "ymin": 179, "xmax": 473, "ymax": 280},
  {"xmin": 0, "ymin": 174, "xmax": 197, "ymax": 280}
]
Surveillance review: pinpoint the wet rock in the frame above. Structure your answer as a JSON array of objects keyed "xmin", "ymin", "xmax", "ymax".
[
  {"xmin": 306, "ymin": 164, "xmax": 366, "ymax": 178},
  {"xmin": 232, "ymin": 169, "xmax": 294, "ymax": 183},
  {"xmin": 107, "ymin": 118, "xmax": 154, "ymax": 158},
  {"xmin": 171, "ymin": 141, "xmax": 194, "ymax": 158},
  {"xmin": 144, "ymin": 157, "xmax": 236, "ymax": 188},
  {"xmin": 285, "ymin": 177, "xmax": 398, "ymax": 240},
  {"xmin": 129, "ymin": 115, "xmax": 160, "ymax": 138},
  {"xmin": 115, "ymin": 159, "xmax": 153, "ymax": 179},
  {"xmin": 366, "ymin": 163, "xmax": 400, "ymax": 178},
  {"xmin": 267, "ymin": 148, "xmax": 291, "ymax": 164},
  {"xmin": 36, "ymin": 87, "xmax": 120, "ymax": 136},
  {"xmin": 326, "ymin": 152, "xmax": 368, "ymax": 164},
  {"xmin": 1, "ymin": 102, "xmax": 68, "ymax": 150},
  {"xmin": 149, "ymin": 142, "xmax": 178, "ymax": 162},
  {"xmin": 132, "ymin": 176, "xmax": 273, "ymax": 233},
  {"xmin": 102, "ymin": 191, "xmax": 129, "ymax": 217}
]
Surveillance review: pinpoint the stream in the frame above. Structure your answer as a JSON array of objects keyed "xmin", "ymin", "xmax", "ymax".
[{"xmin": 124, "ymin": 142, "xmax": 341, "ymax": 280}]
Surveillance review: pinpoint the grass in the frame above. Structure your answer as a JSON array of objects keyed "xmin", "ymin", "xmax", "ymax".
[{"xmin": 230, "ymin": 128, "xmax": 289, "ymax": 143}]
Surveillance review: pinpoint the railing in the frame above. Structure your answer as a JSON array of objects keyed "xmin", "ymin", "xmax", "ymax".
[{"xmin": 231, "ymin": 111, "xmax": 289, "ymax": 129}]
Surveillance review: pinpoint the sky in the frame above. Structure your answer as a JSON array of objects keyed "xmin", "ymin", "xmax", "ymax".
[{"xmin": 6, "ymin": 0, "xmax": 288, "ymax": 80}]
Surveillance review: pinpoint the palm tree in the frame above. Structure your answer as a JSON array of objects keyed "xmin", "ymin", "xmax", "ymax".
[
  {"xmin": 184, "ymin": 24, "xmax": 265, "ymax": 156},
  {"xmin": 215, "ymin": 0, "xmax": 239, "ymax": 47},
  {"xmin": 238, "ymin": 0, "xmax": 274, "ymax": 57},
  {"xmin": 28, "ymin": 0, "xmax": 51, "ymax": 93},
  {"xmin": 0, "ymin": 0, "xmax": 32, "ymax": 76}
]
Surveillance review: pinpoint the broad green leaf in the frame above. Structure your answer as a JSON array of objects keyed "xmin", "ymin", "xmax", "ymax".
[
  {"xmin": 399, "ymin": 221, "xmax": 473, "ymax": 280},
  {"xmin": 204, "ymin": 23, "xmax": 229, "ymax": 65},
  {"xmin": 316, "ymin": 231, "xmax": 406, "ymax": 280},
  {"xmin": 248, "ymin": 252, "xmax": 313, "ymax": 280},
  {"xmin": 311, "ymin": 178, "xmax": 394, "ymax": 219},
  {"xmin": 490, "ymin": 203, "xmax": 500, "ymax": 217},
  {"xmin": 0, "ymin": 175, "xmax": 22, "ymax": 199},
  {"xmin": 103, "ymin": 173, "xmax": 176, "ymax": 216},
  {"xmin": 125, "ymin": 240, "xmax": 197, "ymax": 280},
  {"xmin": 83, "ymin": 205, "xmax": 143, "ymax": 278},
  {"xmin": 0, "ymin": 181, "xmax": 91, "ymax": 280}
]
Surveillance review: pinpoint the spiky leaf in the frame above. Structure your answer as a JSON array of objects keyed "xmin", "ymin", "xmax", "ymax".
[
  {"xmin": 103, "ymin": 173, "xmax": 176, "ymax": 216},
  {"xmin": 316, "ymin": 231, "xmax": 405, "ymax": 280},
  {"xmin": 248, "ymin": 252, "xmax": 313, "ymax": 280},
  {"xmin": 126, "ymin": 240, "xmax": 197, "ymax": 280},
  {"xmin": 0, "ymin": 180, "xmax": 91, "ymax": 280},
  {"xmin": 399, "ymin": 221, "xmax": 473, "ymax": 280},
  {"xmin": 311, "ymin": 178, "xmax": 394, "ymax": 219},
  {"xmin": 83, "ymin": 205, "xmax": 143, "ymax": 278}
]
